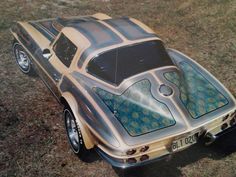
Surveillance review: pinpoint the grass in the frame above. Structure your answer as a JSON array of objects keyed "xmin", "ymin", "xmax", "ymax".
[{"xmin": 0, "ymin": 0, "xmax": 236, "ymax": 177}]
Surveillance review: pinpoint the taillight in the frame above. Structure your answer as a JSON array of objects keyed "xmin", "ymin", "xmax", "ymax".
[
  {"xmin": 127, "ymin": 158, "xmax": 137, "ymax": 164},
  {"xmin": 230, "ymin": 118, "xmax": 236, "ymax": 126},
  {"xmin": 140, "ymin": 146, "xmax": 149, "ymax": 153},
  {"xmin": 126, "ymin": 149, "xmax": 136, "ymax": 156},
  {"xmin": 222, "ymin": 114, "xmax": 229, "ymax": 121},
  {"xmin": 140, "ymin": 155, "xmax": 149, "ymax": 161},
  {"xmin": 231, "ymin": 110, "xmax": 236, "ymax": 117},
  {"xmin": 221, "ymin": 123, "xmax": 228, "ymax": 130}
]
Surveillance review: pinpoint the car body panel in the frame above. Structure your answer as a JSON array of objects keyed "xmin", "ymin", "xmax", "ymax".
[
  {"xmin": 94, "ymin": 79, "xmax": 176, "ymax": 137},
  {"xmin": 164, "ymin": 62, "xmax": 228, "ymax": 119},
  {"xmin": 11, "ymin": 13, "xmax": 236, "ymax": 167}
]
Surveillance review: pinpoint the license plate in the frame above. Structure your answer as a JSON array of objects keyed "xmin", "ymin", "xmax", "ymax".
[{"xmin": 172, "ymin": 134, "xmax": 197, "ymax": 152}]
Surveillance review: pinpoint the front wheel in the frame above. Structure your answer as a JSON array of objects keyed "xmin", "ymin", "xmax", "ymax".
[
  {"xmin": 12, "ymin": 41, "xmax": 36, "ymax": 76},
  {"xmin": 64, "ymin": 108, "xmax": 89, "ymax": 159}
]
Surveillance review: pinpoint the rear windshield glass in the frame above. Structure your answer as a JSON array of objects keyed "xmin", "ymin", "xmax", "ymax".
[{"xmin": 87, "ymin": 40, "xmax": 173, "ymax": 85}]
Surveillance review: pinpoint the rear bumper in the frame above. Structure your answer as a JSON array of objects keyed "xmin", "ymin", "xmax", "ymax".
[
  {"xmin": 216, "ymin": 123, "xmax": 236, "ymax": 137},
  {"xmin": 96, "ymin": 147, "xmax": 171, "ymax": 169},
  {"xmin": 96, "ymin": 124, "xmax": 236, "ymax": 169}
]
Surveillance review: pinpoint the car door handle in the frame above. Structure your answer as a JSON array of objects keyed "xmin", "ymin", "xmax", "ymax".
[{"xmin": 53, "ymin": 73, "xmax": 60, "ymax": 82}]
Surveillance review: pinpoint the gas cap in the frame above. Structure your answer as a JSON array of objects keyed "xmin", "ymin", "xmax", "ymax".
[{"xmin": 159, "ymin": 84, "xmax": 173, "ymax": 96}]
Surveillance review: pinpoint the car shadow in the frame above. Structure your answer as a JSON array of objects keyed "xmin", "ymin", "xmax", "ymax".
[
  {"xmin": 81, "ymin": 149, "xmax": 101, "ymax": 163},
  {"xmin": 114, "ymin": 128, "xmax": 236, "ymax": 177}
]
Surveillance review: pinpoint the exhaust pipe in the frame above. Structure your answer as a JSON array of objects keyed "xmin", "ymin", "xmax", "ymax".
[{"xmin": 203, "ymin": 132, "xmax": 217, "ymax": 146}]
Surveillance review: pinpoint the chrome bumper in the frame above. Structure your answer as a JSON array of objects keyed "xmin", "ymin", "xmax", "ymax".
[
  {"xmin": 95, "ymin": 147, "xmax": 171, "ymax": 169},
  {"xmin": 96, "ymin": 124, "xmax": 236, "ymax": 169}
]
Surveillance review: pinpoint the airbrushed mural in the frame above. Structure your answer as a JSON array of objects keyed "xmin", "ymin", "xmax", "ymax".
[{"xmin": 11, "ymin": 13, "xmax": 236, "ymax": 168}]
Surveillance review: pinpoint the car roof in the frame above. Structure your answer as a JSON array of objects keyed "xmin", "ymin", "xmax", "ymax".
[{"xmin": 57, "ymin": 14, "xmax": 161, "ymax": 68}]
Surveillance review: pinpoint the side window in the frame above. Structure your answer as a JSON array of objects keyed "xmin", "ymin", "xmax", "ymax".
[{"xmin": 53, "ymin": 33, "xmax": 77, "ymax": 67}]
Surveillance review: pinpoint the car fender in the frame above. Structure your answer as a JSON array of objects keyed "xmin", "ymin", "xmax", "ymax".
[{"xmin": 61, "ymin": 92, "xmax": 95, "ymax": 149}]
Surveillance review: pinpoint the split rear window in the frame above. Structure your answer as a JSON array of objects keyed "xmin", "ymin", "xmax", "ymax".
[{"xmin": 87, "ymin": 40, "xmax": 173, "ymax": 85}]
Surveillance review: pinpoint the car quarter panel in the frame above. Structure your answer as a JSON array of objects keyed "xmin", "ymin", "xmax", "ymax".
[
  {"xmin": 167, "ymin": 49, "xmax": 236, "ymax": 112},
  {"xmin": 60, "ymin": 76, "xmax": 121, "ymax": 149},
  {"xmin": 166, "ymin": 49, "xmax": 236, "ymax": 127},
  {"xmin": 61, "ymin": 92, "xmax": 95, "ymax": 149}
]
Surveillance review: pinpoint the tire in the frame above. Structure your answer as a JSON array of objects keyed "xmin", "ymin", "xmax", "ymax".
[
  {"xmin": 12, "ymin": 41, "xmax": 36, "ymax": 76},
  {"xmin": 64, "ymin": 107, "xmax": 89, "ymax": 159}
]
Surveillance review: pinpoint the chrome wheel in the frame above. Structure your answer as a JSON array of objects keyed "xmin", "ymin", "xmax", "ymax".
[
  {"xmin": 13, "ymin": 43, "xmax": 31, "ymax": 73},
  {"xmin": 65, "ymin": 109, "xmax": 81, "ymax": 153},
  {"xmin": 16, "ymin": 49, "xmax": 30, "ymax": 69}
]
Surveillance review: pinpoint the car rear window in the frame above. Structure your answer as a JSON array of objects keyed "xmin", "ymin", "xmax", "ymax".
[{"xmin": 87, "ymin": 40, "xmax": 173, "ymax": 85}]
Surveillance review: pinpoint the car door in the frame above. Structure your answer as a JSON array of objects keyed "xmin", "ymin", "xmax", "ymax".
[
  {"xmin": 13, "ymin": 23, "xmax": 63, "ymax": 100},
  {"xmin": 47, "ymin": 32, "xmax": 77, "ymax": 94}
]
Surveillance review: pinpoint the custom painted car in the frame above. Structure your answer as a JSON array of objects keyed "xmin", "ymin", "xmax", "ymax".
[{"xmin": 11, "ymin": 13, "xmax": 236, "ymax": 168}]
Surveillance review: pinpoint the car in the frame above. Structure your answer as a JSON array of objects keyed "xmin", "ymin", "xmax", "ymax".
[{"xmin": 11, "ymin": 13, "xmax": 236, "ymax": 168}]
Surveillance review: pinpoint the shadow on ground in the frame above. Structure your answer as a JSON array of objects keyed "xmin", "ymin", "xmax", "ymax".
[{"xmin": 112, "ymin": 128, "xmax": 236, "ymax": 177}]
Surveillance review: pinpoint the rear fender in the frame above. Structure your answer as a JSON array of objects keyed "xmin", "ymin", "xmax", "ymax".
[{"xmin": 61, "ymin": 92, "xmax": 95, "ymax": 149}]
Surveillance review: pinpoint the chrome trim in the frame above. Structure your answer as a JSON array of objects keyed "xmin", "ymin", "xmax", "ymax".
[{"xmin": 95, "ymin": 147, "xmax": 171, "ymax": 169}]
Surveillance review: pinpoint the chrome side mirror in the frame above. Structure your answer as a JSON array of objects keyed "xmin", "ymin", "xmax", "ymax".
[{"xmin": 42, "ymin": 48, "xmax": 52, "ymax": 59}]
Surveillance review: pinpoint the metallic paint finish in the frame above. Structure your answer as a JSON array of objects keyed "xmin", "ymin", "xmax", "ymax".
[
  {"xmin": 94, "ymin": 79, "xmax": 176, "ymax": 136},
  {"xmin": 70, "ymin": 21, "xmax": 123, "ymax": 68},
  {"xmin": 104, "ymin": 18, "xmax": 157, "ymax": 40},
  {"xmin": 29, "ymin": 22, "xmax": 55, "ymax": 41},
  {"xmin": 60, "ymin": 76, "xmax": 120, "ymax": 148},
  {"xmin": 56, "ymin": 16, "xmax": 97, "ymax": 26},
  {"xmin": 39, "ymin": 20, "xmax": 60, "ymax": 36},
  {"xmin": 164, "ymin": 62, "xmax": 228, "ymax": 119},
  {"xmin": 11, "ymin": 13, "xmax": 236, "ymax": 168},
  {"xmin": 60, "ymin": 92, "xmax": 95, "ymax": 149},
  {"xmin": 12, "ymin": 23, "xmax": 61, "ymax": 79},
  {"xmin": 12, "ymin": 22, "xmax": 62, "ymax": 97},
  {"xmin": 12, "ymin": 23, "xmax": 38, "ymax": 54},
  {"xmin": 28, "ymin": 16, "xmax": 97, "ymax": 40},
  {"xmin": 72, "ymin": 70, "xmax": 187, "ymax": 146},
  {"xmin": 35, "ymin": 48, "xmax": 62, "ymax": 81}
]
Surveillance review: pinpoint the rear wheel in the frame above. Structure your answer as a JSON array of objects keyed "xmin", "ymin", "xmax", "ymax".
[
  {"xmin": 12, "ymin": 41, "xmax": 36, "ymax": 76},
  {"xmin": 64, "ymin": 108, "xmax": 89, "ymax": 159}
]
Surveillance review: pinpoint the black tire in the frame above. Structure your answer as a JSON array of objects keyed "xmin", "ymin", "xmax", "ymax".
[
  {"xmin": 64, "ymin": 107, "xmax": 89, "ymax": 159},
  {"xmin": 12, "ymin": 41, "xmax": 36, "ymax": 76}
]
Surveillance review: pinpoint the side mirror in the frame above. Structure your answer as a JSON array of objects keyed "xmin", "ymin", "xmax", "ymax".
[{"xmin": 42, "ymin": 48, "xmax": 52, "ymax": 59}]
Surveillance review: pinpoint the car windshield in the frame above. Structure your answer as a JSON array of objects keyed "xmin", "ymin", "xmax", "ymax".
[{"xmin": 87, "ymin": 40, "xmax": 173, "ymax": 85}]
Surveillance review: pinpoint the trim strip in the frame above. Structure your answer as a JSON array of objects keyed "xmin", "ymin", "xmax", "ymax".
[{"xmin": 29, "ymin": 22, "xmax": 55, "ymax": 41}]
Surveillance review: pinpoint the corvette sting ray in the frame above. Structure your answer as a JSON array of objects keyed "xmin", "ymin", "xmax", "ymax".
[{"xmin": 11, "ymin": 13, "xmax": 236, "ymax": 168}]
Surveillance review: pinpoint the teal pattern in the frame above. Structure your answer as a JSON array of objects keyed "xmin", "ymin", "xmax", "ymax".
[
  {"xmin": 164, "ymin": 62, "xmax": 228, "ymax": 119},
  {"xmin": 94, "ymin": 80, "xmax": 176, "ymax": 136}
]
